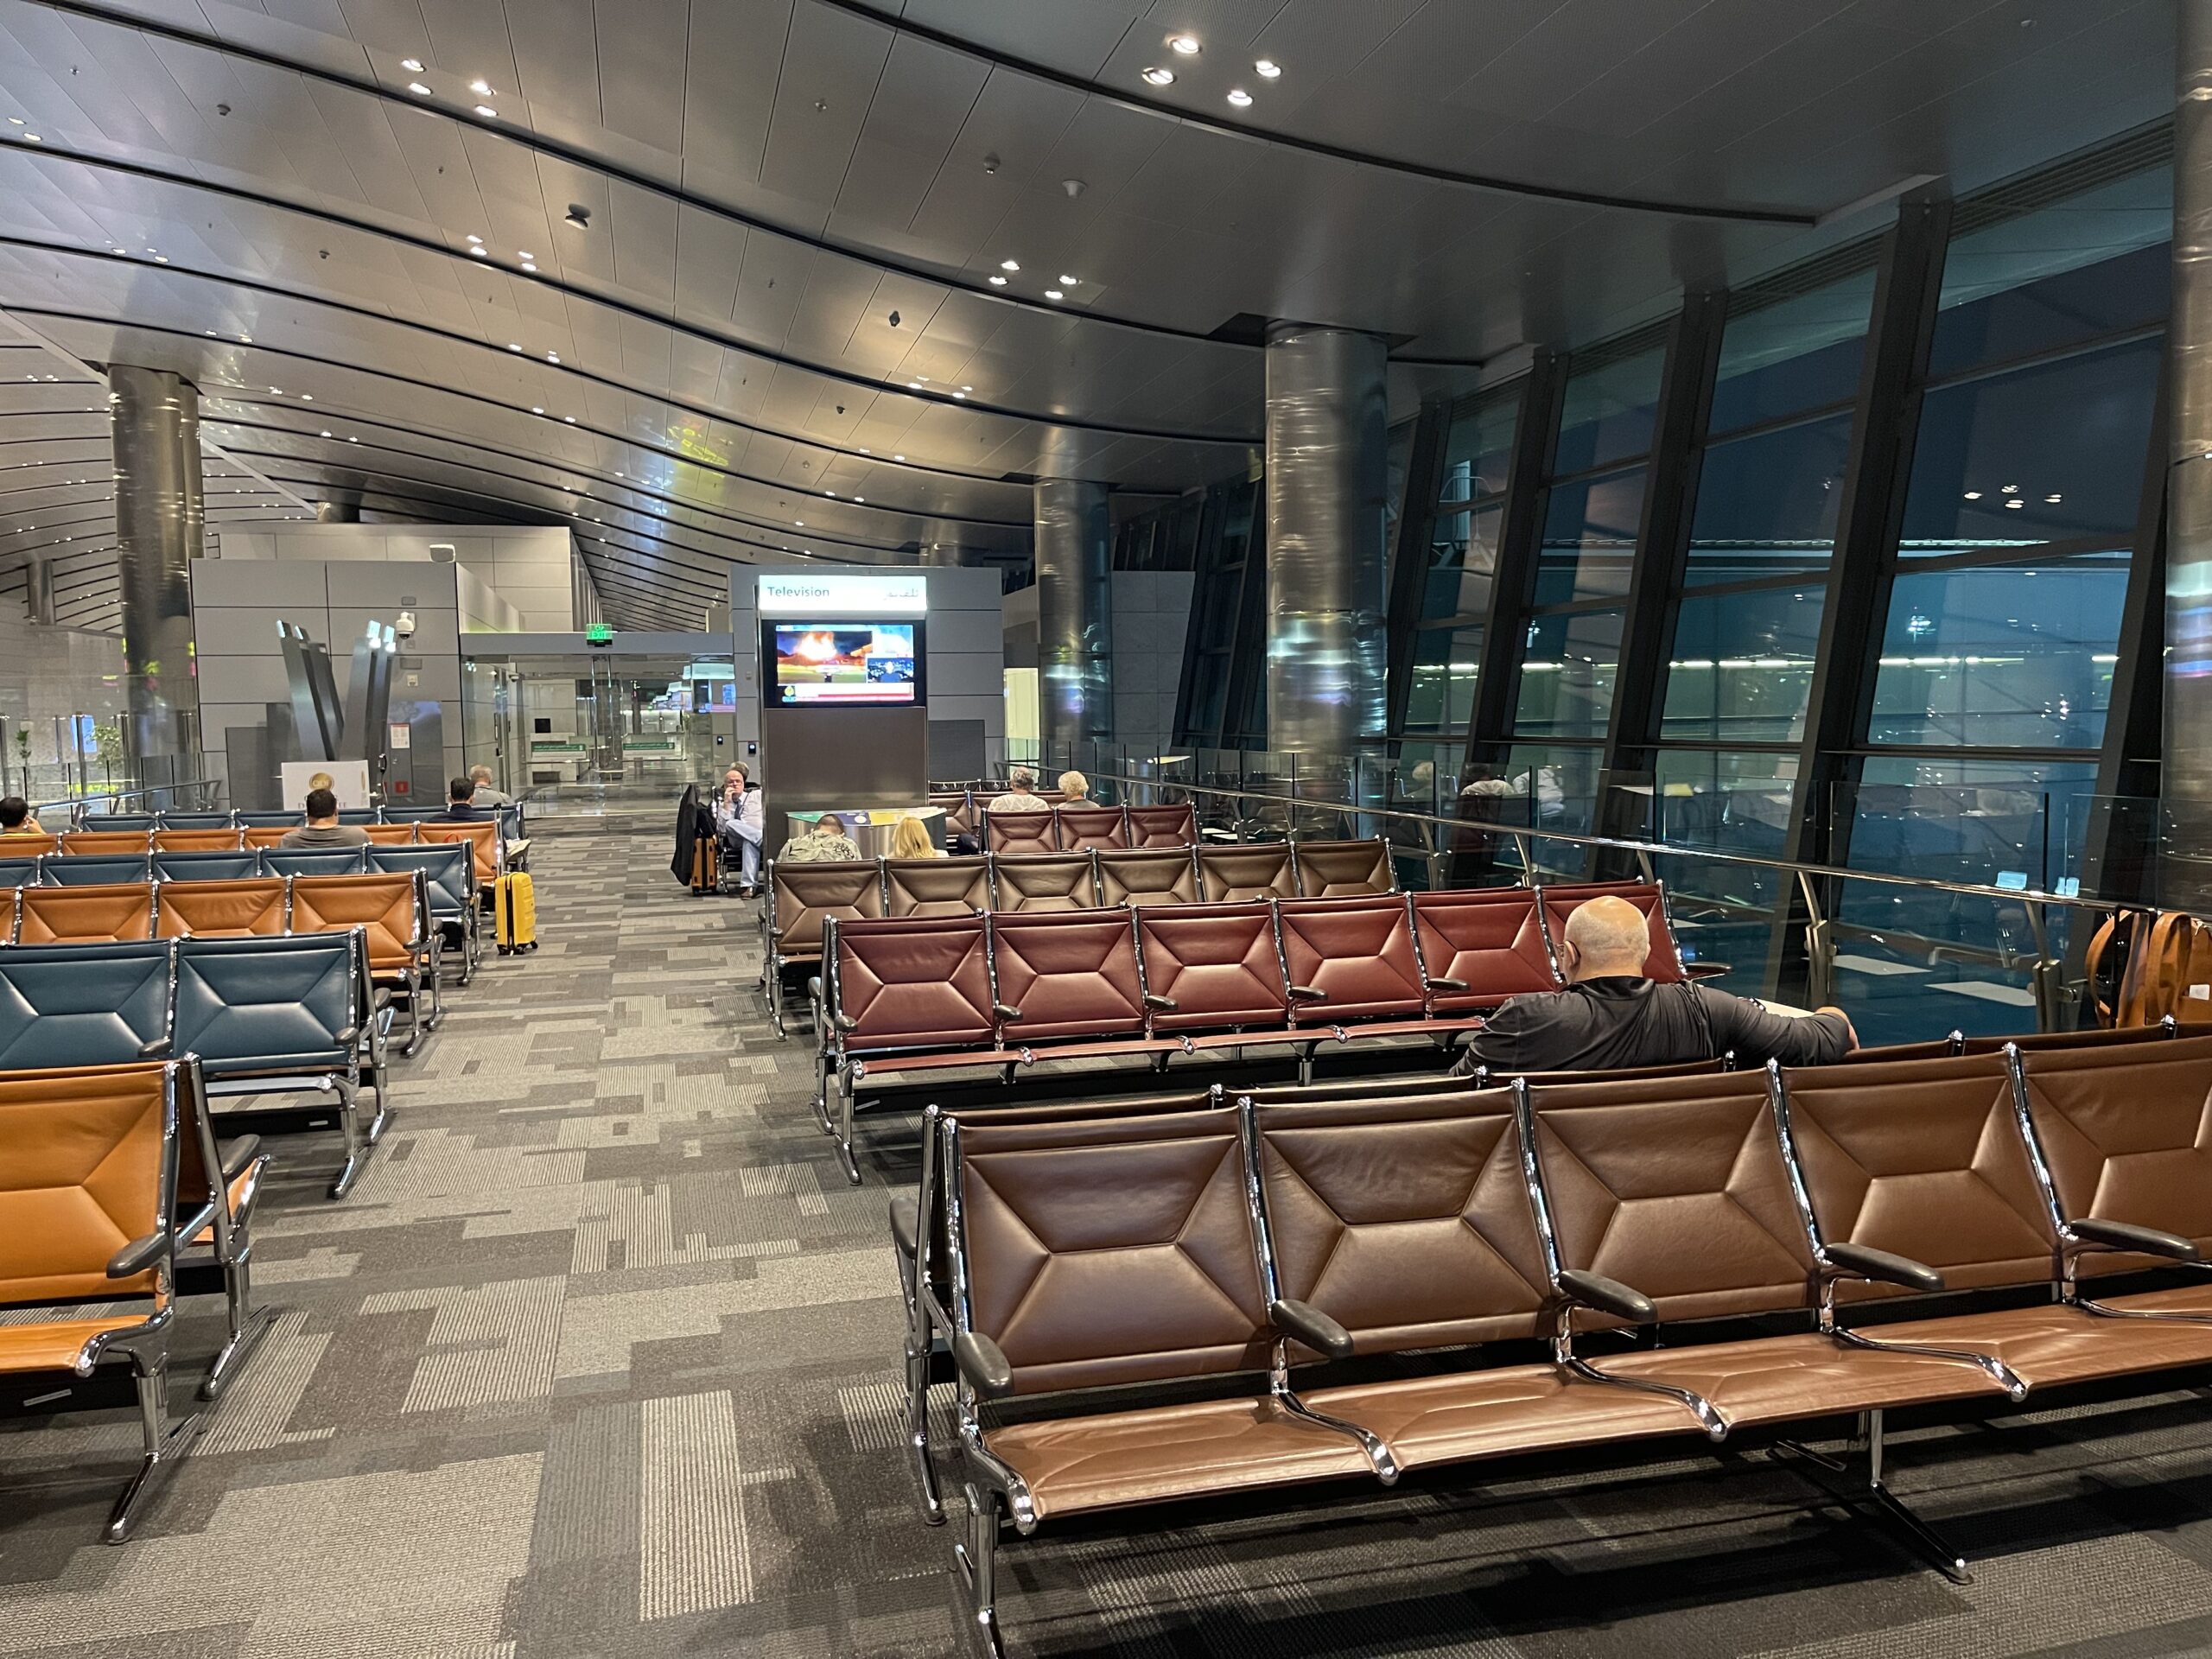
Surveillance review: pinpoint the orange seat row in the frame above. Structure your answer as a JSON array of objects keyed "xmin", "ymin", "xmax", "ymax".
[{"xmin": 28, "ymin": 820, "xmax": 503, "ymax": 882}]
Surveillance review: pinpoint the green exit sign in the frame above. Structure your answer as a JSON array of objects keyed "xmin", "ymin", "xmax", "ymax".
[{"xmin": 586, "ymin": 623, "xmax": 613, "ymax": 646}]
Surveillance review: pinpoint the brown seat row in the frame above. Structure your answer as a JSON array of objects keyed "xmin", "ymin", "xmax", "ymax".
[
  {"xmin": 758, "ymin": 836, "xmax": 1400, "ymax": 1035},
  {"xmin": 930, "ymin": 794, "xmax": 1196, "ymax": 850},
  {"xmin": 807, "ymin": 880, "xmax": 1694, "ymax": 1183},
  {"xmin": 920, "ymin": 1034, "xmax": 2212, "ymax": 1649}
]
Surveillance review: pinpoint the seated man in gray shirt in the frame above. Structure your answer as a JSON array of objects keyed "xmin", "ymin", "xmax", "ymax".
[
  {"xmin": 1453, "ymin": 894, "xmax": 1856, "ymax": 1077},
  {"xmin": 279, "ymin": 787, "xmax": 371, "ymax": 849}
]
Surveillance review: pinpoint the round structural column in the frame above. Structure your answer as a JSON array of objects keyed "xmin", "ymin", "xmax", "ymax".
[
  {"xmin": 2172, "ymin": 0, "xmax": 2212, "ymax": 896},
  {"xmin": 109, "ymin": 365, "xmax": 205, "ymax": 785},
  {"xmin": 1033, "ymin": 476, "xmax": 1114, "ymax": 746},
  {"xmin": 1262, "ymin": 321, "xmax": 1388, "ymax": 762}
]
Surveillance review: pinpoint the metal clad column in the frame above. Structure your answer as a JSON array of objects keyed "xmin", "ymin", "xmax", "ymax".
[
  {"xmin": 2171, "ymin": 0, "xmax": 2212, "ymax": 896},
  {"xmin": 109, "ymin": 365, "xmax": 204, "ymax": 785},
  {"xmin": 1033, "ymin": 476, "xmax": 1113, "ymax": 744},
  {"xmin": 1263, "ymin": 321, "xmax": 1388, "ymax": 760}
]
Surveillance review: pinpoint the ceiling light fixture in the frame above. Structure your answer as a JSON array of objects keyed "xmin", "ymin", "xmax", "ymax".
[
  {"xmin": 466, "ymin": 233, "xmax": 482, "ymax": 245},
  {"xmin": 401, "ymin": 58, "xmax": 424, "ymax": 73},
  {"xmin": 21, "ymin": 134, "xmax": 39, "ymax": 143},
  {"xmin": 1045, "ymin": 289, "xmax": 1064, "ymax": 301},
  {"xmin": 531, "ymin": 405, "xmax": 544, "ymax": 414},
  {"xmin": 546, "ymin": 352, "xmax": 559, "ymax": 363},
  {"xmin": 1255, "ymin": 58, "xmax": 1282, "ymax": 78},
  {"xmin": 5, "ymin": 118, "xmax": 21, "ymax": 125},
  {"xmin": 521, "ymin": 261, "xmax": 537, "ymax": 272},
  {"xmin": 1962, "ymin": 491, "xmax": 1981, "ymax": 500},
  {"xmin": 988, "ymin": 274, "xmax": 1007, "ymax": 286},
  {"xmin": 407, "ymin": 81, "xmax": 431, "ymax": 96},
  {"xmin": 1226, "ymin": 88, "xmax": 1252, "ymax": 106},
  {"xmin": 563, "ymin": 416, "xmax": 575, "ymax": 423},
  {"xmin": 951, "ymin": 391, "xmax": 965, "ymax": 398},
  {"xmin": 346, "ymin": 435, "xmax": 358, "ymax": 442},
  {"xmin": 320, "ymin": 429, "xmax": 331, "ymax": 438},
  {"xmin": 518, "ymin": 251, "xmax": 533, "ymax": 259},
  {"xmin": 153, "ymin": 254, "xmax": 168, "ymax": 263},
  {"xmin": 468, "ymin": 245, "xmax": 487, "ymax": 257},
  {"xmin": 893, "ymin": 454, "xmax": 905, "ymax": 461},
  {"xmin": 2046, "ymin": 493, "xmax": 2063, "ymax": 503},
  {"xmin": 299, "ymin": 393, "xmax": 311, "ymax": 401},
  {"xmin": 1057, "ymin": 275, "xmax": 1079, "ymax": 285},
  {"xmin": 507, "ymin": 341, "xmax": 520, "ymax": 351},
  {"xmin": 468, "ymin": 79, "xmax": 493, "ymax": 96},
  {"xmin": 474, "ymin": 105, "xmax": 498, "ymax": 118},
  {"xmin": 999, "ymin": 258, "xmax": 1020, "ymax": 271},
  {"xmin": 1169, "ymin": 34, "xmax": 1201, "ymax": 54},
  {"xmin": 1141, "ymin": 67, "xmax": 1174, "ymax": 86}
]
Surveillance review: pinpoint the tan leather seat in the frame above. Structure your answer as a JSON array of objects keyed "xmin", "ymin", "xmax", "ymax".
[
  {"xmin": 16, "ymin": 881, "xmax": 156, "ymax": 944},
  {"xmin": 156, "ymin": 877, "xmax": 287, "ymax": 938},
  {"xmin": 419, "ymin": 820, "xmax": 499, "ymax": 882},
  {"xmin": 60, "ymin": 830, "xmax": 153, "ymax": 856},
  {"xmin": 288, "ymin": 874, "xmax": 423, "ymax": 976},
  {"xmin": 364, "ymin": 823, "xmax": 421, "ymax": 847},
  {"xmin": 153, "ymin": 828, "xmax": 246, "ymax": 853}
]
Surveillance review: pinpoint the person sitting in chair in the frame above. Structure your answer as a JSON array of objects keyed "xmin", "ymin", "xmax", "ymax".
[
  {"xmin": 714, "ymin": 762, "xmax": 766, "ymax": 896},
  {"xmin": 443, "ymin": 777, "xmax": 488, "ymax": 821},
  {"xmin": 890, "ymin": 812, "xmax": 944, "ymax": 859},
  {"xmin": 280, "ymin": 787, "xmax": 370, "ymax": 849},
  {"xmin": 0, "ymin": 796, "xmax": 38, "ymax": 836},
  {"xmin": 777, "ymin": 812, "xmax": 862, "ymax": 864},
  {"xmin": 988, "ymin": 767, "xmax": 1049, "ymax": 814},
  {"xmin": 1452, "ymin": 894, "xmax": 1857, "ymax": 1077}
]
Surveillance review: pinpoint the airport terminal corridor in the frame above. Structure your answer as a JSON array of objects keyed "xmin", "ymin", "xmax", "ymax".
[{"xmin": 6, "ymin": 812, "xmax": 2212, "ymax": 1659}]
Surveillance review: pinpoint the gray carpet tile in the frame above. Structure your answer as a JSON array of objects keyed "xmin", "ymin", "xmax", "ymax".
[{"xmin": 8, "ymin": 815, "xmax": 2212, "ymax": 1656}]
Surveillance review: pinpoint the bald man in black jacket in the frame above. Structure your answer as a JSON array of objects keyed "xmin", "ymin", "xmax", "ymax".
[{"xmin": 1453, "ymin": 895, "xmax": 1857, "ymax": 1077}]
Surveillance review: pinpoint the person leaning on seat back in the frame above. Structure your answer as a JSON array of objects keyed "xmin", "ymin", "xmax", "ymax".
[
  {"xmin": 778, "ymin": 813, "xmax": 862, "ymax": 865},
  {"xmin": 280, "ymin": 787, "xmax": 371, "ymax": 849},
  {"xmin": 468, "ymin": 765, "xmax": 512, "ymax": 808},
  {"xmin": 890, "ymin": 811, "xmax": 943, "ymax": 860},
  {"xmin": 1452, "ymin": 894, "xmax": 1858, "ymax": 1077},
  {"xmin": 0, "ymin": 795, "xmax": 36, "ymax": 835},
  {"xmin": 988, "ymin": 767, "xmax": 1049, "ymax": 815}
]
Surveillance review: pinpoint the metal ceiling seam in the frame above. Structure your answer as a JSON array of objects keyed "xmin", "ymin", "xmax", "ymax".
[{"xmin": 0, "ymin": 144, "xmax": 1259, "ymax": 450}]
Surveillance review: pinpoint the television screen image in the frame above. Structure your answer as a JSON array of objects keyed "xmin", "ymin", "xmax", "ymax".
[{"xmin": 770, "ymin": 621, "xmax": 920, "ymax": 706}]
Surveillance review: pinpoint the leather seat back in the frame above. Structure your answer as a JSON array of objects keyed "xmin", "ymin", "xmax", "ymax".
[
  {"xmin": 1198, "ymin": 843, "xmax": 1295, "ymax": 903},
  {"xmin": 1411, "ymin": 888, "xmax": 1561, "ymax": 1010},
  {"xmin": 1292, "ymin": 837, "xmax": 1395, "ymax": 898},
  {"xmin": 984, "ymin": 809, "xmax": 1058, "ymax": 855},
  {"xmin": 989, "ymin": 853, "xmax": 1098, "ymax": 912},
  {"xmin": 243, "ymin": 825, "xmax": 297, "ymax": 849},
  {"xmin": 1057, "ymin": 806, "xmax": 1129, "ymax": 851},
  {"xmin": 884, "ymin": 856, "xmax": 990, "ymax": 918},
  {"xmin": 832, "ymin": 914, "xmax": 995, "ymax": 1052},
  {"xmin": 1127, "ymin": 804, "xmax": 1197, "ymax": 848},
  {"xmin": 2016, "ymin": 1035, "xmax": 2212, "ymax": 1274},
  {"xmin": 41, "ymin": 853, "xmax": 151, "ymax": 887},
  {"xmin": 1962, "ymin": 1024, "xmax": 2192, "ymax": 1056},
  {"xmin": 1255, "ymin": 1093, "xmax": 1549, "ymax": 1353},
  {"xmin": 60, "ymin": 830, "xmax": 152, "ymax": 856},
  {"xmin": 931, "ymin": 791, "xmax": 976, "ymax": 837},
  {"xmin": 1540, "ymin": 881, "xmax": 1683, "ymax": 982},
  {"xmin": 955, "ymin": 1109, "xmax": 1273, "ymax": 1394},
  {"xmin": 1097, "ymin": 848, "xmax": 1200, "ymax": 908},
  {"xmin": 0, "ymin": 856, "xmax": 37, "ymax": 890},
  {"xmin": 989, "ymin": 910, "xmax": 1147, "ymax": 1042},
  {"xmin": 157, "ymin": 811, "xmax": 235, "ymax": 831},
  {"xmin": 1782, "ymin": 1052, "xmax": 2054, "ymax": 1301},
  {"xmin": 371, "ymin": 844, "xmax": 476, "ymax": 916},
  {"xmin": 175, "ymin": 934, "xmax": 357, "ymax": 1072},
  {"xmin": 0, "ymin": 832, "xmax": 58, "ymax": 858},
  {"xmin": 364, "ymin": 823, "xmax": 422, "ymax": 847},
  {"xmin": 771, "ymin": 861, "xmax": 884, "ymax": 957},
  {"xmin": 1136, "ymin": 904, "xmax": 1291, "ymax": 1032},
  {"xmin": 288, "ymin": 874, "xmax": 422, "ymax": 974},
  {"xmin": 0, "ymin": 941, "xmax": 174, "ymax": 1070},
  {"xmin": 83, "ymin": 813, "xmax": 156, "ymax": 831},
  {"xmin": 1243, "ymin": 1074, "xmax": 1491, "ymax": 1107},
  {"xmin": 153, "ymin": 827, "xmax": 246, "ymax": 853},
  {"xmin": 236, "ymin": 811, "xmax": 301, "ymax": 829},
  {"xmin": 156, "ymin": 877, "xmax": 287, "ymax": 939},
  {"xmin": 1274, "ymin": 895, "xmax": 1427, "ymax": 1021},
  {"xmin": 264, "ymin": 847, "xmax": 369, "ymax": 878},
  {"xmin": 16, "ymin": 881, "xmax": 156, "ymax": 944},
  {"xmin": 0, "ymin": 1060, "xmax": 174, "ymax": 1303},
  {"xmin": 152, "ymin": 850, "xmax": 262, "ymax": 883},
  {"xmin": 1529, "ymin": 1071, "xmax": 1819, "ymax": 1325},
  {"xmin": 419, "ymin": 821, "xmax": 499, "ymax": 883}
]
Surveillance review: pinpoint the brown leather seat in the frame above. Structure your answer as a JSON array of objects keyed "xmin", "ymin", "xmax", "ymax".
[
  {"xmin": 153, "ymin": 828, "xmax": 246, "ymax": 853},
  {"xmin": 1292, "ymin": 838, "xmax": 1395, "ymax": 898},
  {"xmin": 1539, "ymin": 881, "xmax": 1683, "ymax": 982},
  {"xmin": 243, "ymin": 825, "xmax": 295, "ymax": 849},
  {"xmin": 933, "ymin": 791, "xmax": 977, "ymax": 839},
  {"xmin": 363, "ymin": 823, "xmax": 422, "ymax": 846},
  {"xmin": 1097, "ymin": 847, "xmax": 1200, "ymax": 907},
  {"xmin": 156, "ymin": 877, "xmax": 287, "ymax": 939},
  {"xmin": 989, "ymin": 852, "xmax": 1098, "ymax": 912},
  {"xmin": 989, "ymin": 909, "xmax": 1149, "ymax": 1045},
  {"xmin": 1198, "ymin": 843, "xmax": 1294, "ymax": 903},
  {"xmin": 1410, "ymin": 887, "xmax": 1561, "ymax": 1011},
  {"xmin": 419, "ymin": 820, "xmax": 499, "ymax": 883},
  {"xmin": 884, "ymin": 855, "xmax": 990, "ymax": 918},
  {"xmin": 0, "ymin": 830, "xmax": 58, "ymax": 857},
  {"xmin": 15, "ymin": 880, "xmax": 156, "ymax": 944},
  {"xmin": 1057, "ymin": 805, "xmax": 1129, "ymax": 851},
  {"xmin": 1960, "ymin": 1022, "xmax": 2203, "ymax": 1056},
  {"xmin": 60, "ymin": 830, "xmax": 152, "ymax": 856},
  {"xmin": 1273, "ymin": 894, "xmax": 1431, "ymax": 1026},
  {"xmin": 831, "ymin": 913, "xmax": 997, "ymax": 1053},
  {"xmin": 771, "ymin": 860, "xmax": 885, "ymax": 963},
  {"xmin": 1127, "ymin": 803, "xmax": 1197, "ymax": 848},
  {"xmin": 287, "ymin": 874, "xmax": 424, "ymax": 978},
  {"xmin": 1137, "ymin": 903, "xmax": 1291, "ymax": 1034},
  {"xmin": 985, "ymin": 809, "xmax": 1058, "ymax": 855}
]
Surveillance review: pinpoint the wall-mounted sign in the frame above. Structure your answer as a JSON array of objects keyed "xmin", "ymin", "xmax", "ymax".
[
  {"xmin": 756, "ymin": 571, "xmax": 928, "ymax": 617},
  {"xmin": 586, "ymin": 622, "xmax": 615, "ymax": 646}
]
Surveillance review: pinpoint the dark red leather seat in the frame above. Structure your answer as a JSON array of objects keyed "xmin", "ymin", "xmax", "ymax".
[
  {"xmin": 1097, "ymin": 848, "xmax": 1200, "ymax": 907},
  {"xmin": 1539, "ymin": 881, "xmax": 1682, "ymax": 981},
  {"xmin": 1136, "ymin": 903, "xmax": 1292, "ymax": 1037},
  {"xmin": 985, "ymin": 810, "xmax": 1058, "ymax": 855},
  {"xmin": 830, "ymin": 914, "xmax": 997, "ymax": 1055},
  {"xmin": 1198, "ymin": 843, "xmax": 1295, "ymax": 903},
  {"xmin": 1274, "ymin": 895, "xmax": 1431, "ymax": 1027},
  {"xmin": 1410, "ymin": 888, "xmax": 1561, "ymax": 1013},
  {"xmin": 989, "ymin": 909, "xmax": 1152, "ymax": 1046},
  {"xmin": 1127, "ymin": 803, "xmax": 1197, "ymax": 848},
  {"xmin": 1291, "ymin": 838, "xmax": 1395, "ymax": 898},
  {"xmin": 1057, "ymin": 806, "xmax": 1130, "ymax": 851}
]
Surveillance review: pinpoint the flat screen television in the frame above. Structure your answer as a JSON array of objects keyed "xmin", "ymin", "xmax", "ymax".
[{"xmin": 765, "ymin": 619, "xmax": 924, "ymax": 707}]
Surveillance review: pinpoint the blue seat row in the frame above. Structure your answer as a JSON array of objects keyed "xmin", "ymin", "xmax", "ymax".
[{"xmin": 81, "ymin": 804, "xmax": 524, "ymax": 835}]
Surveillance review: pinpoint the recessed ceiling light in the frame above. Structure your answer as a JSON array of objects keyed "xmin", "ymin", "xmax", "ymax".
[
  {"xmin": 468, "ymin": 79, "xmax": 493, "ymax": 96},
  {"xmin": 960, "ymin": 385, "xmax": 972, "ymax": 391},
  {"xmin": 2005, "ymin": 498, "xmax": 2024, "ymax": 509},
  {"xmin": 468, "ymin": 245, "xmax": 487, "ymax": 257},
  {"xmin": 1963, "ymin": 491, "xmax": 1981, "ymax": 500},
  {"xmin": 859, "ymin": 448, "xmax": 869, "ymax": 454},
  {"xmin": 299, "ymin": 393, "xmax": 311, "ymax": 401},
  {"xmin": 1141, "ymin": 66, "xmax": 1175, "ymax": 86},
  {"xmin": 1045, "ymin": 289, "xmax": 1064, "ymax": 301},
  {"xmin": 270, "ymin": 387, "xmax": 283, "ymax": 394},
  {"xmin": 401, "ymin": 58, "xmax": 424, "ymax": 73},
  {"xmin": 21, "ymin": 133, "xmax": 39, "ymax": 143},
  {"xmin": 153, "ymin": 254, "xmax": 168, "ymax": 263},
  {"xmin": 466, "ymin": 234, "xmax": 483, "ymax": 244},
  {"xmin": 320, "ymin": 429, "xmax": 331, "ymax": 438},
  {"xmin": 1255, "ymin": 58, "xmax": 1282, "ymax": 78},
  {"xmin": 546, "ymin": 352, "xmax": 559, "ymax": 363},
  {"xmin": 826, "ymin": 489, "xmax": 836, "ymax": 497},
  {"xmin": 855, "ymin": 497, "xmax": 864, "ymax": 503},
  {"xmin": 1057, "ymin": 275, "xmax": 1079, "ymax": 286},
  {"xmin": 999, "ymin": 258, "xmax": 1020, "ymax": 272},
  {"xmin": 507, "ymin": 341, "xmax": 520, "ymax": 351},
  {"xmin": 531, "ymin": 405, "xmax": 544, "ymax": 414},
  {"xmin": 563, "ymin": 415, "xmax": 575, "ymax": 423},
  {"xmin": 795, "ymin": 520, "xmax": 804, "ymax": 526},
  {"xmin": 518, "ymin": 251, "xmax": 533, "ymax": 259},
  {"xmin": 1169, "ymin": 34, "xmax": 1201, "ymax": 54},
  {"xmin": 521, "ymin": 261, "xmax": 537, "ymax": 272},
  {"xmin": 1226, "ymin": 88, "xmax": 1252, "ymax": 106},
  {"xmin": 239, "ymin": 334, "xmax": 251, "ymax": 343},
  {"xmin": 5, "ymin": 118, "xmax": 21, "ymax": 125},
  {"xmin": 474, "ymin": 105, "xmax": 498, "ymax": 118},
  {"xmin": 908, "ymin": 379, "xmax": 923, "ymax": 389},
  {"xmin": 204, "ymin": 329, "xmax": 216, "ymax": 336},
  {"xmin": 346, "ymin": 435, "xmax": 358, "ymax": 442},
  {"xmin": 951, "ymin": 391, "xmax": 965, "ymax": 398},
  {"xmin": 988, "ymin": 274, "xmax": 1007, "ymax": 286},
  {"xmin": 2046, "ymin": 493, "xmax": 2063, "ymax": 503},
  {"xmin": 893, "ymin": 454, "xmax": 905, "ymax": 461},
  {"xmin": 407, "ymin": 80, "xmax": 432, "ymax": 96}
]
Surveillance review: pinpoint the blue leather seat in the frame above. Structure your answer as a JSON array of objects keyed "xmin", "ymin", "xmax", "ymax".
[
  {"xmin": 0, "ymin": 857, "xmax": 37, "ymax": 889},
  {"xmin": 0, "ymin": 938, "xmax": 175, "ymax": 1069},
  {"xmin": 154, "ymin": 849, "xmax": 263, "ymax": 883},
  {"xmin": 336, "ymin": 810, "xmax": 378, "ymax": 826},
  {"xmin": 380, "ymin": 807, "xmax": 446, "ymax": 823},
  {"xmin": 175, "ymin": 933, "xmax": 385, "ymax": 1198},
  {"xmin": 81, "ymin": 812, "xmax": 156, "ymax": 830},
  {"xmin": 236, "ymin": 811, "xmax": 302, "ymax": 829},
  {"xmin": 262, "ymin": 848, "xmax": 369, "ymax": 878},
  {"xmin": 159, "ymin": 811, "xmax": 237, "ymax": 830},
  {"xmin": 45, "ymin": 854, "xmax": 153, "ymax": 886}
]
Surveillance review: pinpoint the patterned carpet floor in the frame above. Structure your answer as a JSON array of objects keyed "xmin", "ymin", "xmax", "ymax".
[{"xmin": 8, "ymin": 812, "xmax": 2212, "ymax": 1656}]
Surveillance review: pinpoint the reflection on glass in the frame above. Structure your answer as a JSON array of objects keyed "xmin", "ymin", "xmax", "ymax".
[
  {"xmin": 1514, "ymin": 610, "xmax": 1622, "ymax": 739},
  {"xmin": 1535, "ymin": 468, "xmax": 1643, "ymax": 605},
  {"xmin": 1900, "ymin": 336, "xmax": 2159, "ymax": 551},
  {"xmin": 1708, "ymin": 264, "xmax": 1875, "ymax": 434},
  {"xmin": 1440, "ymin": 388, "xmax": 1520, "ymax": 504},
  {"xmin": 1653, "ymin": 750, "xmax": 1798, "ymax": 861},
  {"xmin": 1425, "ymin": 505, "xmax": 1499, "ymax": 622},
  {"xmin": 1869, "ymin": 556, "xmax": 2125, "ymax": 748},
  {"xmin": 1684, "ymin": 414, "xmax": 1850, "ymax": 584},
  {"xmin": 1403, "ymin": 626, "xmax": 1480, "ymax": 733},
  {"xmin": 1499, "ymin": 742, "xmax": 1606, "ymax": 845},
  {"xmin": 1661, "ymin": 588, "xmax": 1824, "ymax": 742},
  {"xmin": 1554, "ymin": 345, "xmax": 1665, "ymax": 475}
]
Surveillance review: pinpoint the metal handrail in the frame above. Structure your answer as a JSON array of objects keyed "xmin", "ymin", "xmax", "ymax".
[{"xmin": 31, "ymin": 779, "xmax": 220, "ymax": 827}]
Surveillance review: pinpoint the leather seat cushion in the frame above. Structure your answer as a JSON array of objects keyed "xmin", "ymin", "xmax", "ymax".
[
  {"xmin": 982, "ymin": 1395, "xmax": 1374, "ymax": 1518},
  {"xmin": 1306, "ymin": 1363, "xmax": 1709, "ymax": 1469},
  {"xmin": 0, "ymin": 1316, "xmax": 149, "ymax": 1374},
  {"xmin": 1593, "ymin": 1332, "xmax": 2013, "ymax": 1424},
  {"xmin": 1868, "ymin": 1297, "xmax": 2212, "ymax": 1388}
]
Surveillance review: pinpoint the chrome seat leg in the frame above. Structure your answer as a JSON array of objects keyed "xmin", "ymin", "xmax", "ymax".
[
  {"xmin": 200, "ymin": 1255, "xmax": 276, "ymax": 1402},
  {"xmin": 327, "ymin": 1077, "xmax": 367, "ymax": 1200},
  {"xmin": 952, "ymin": 1484, "xmax": 1007, "ymax": 1658},
  {"xmin": 1773, "ymin": 1408, "xmax": 1970, "ymax": 1584},
  {"xmin": 906, "ymin": 1325, "xmax": 945, "ymax": 1525},
  {"xmin": 107, "ymin": 1357, "xmax": 201, "ymax": 1544}
]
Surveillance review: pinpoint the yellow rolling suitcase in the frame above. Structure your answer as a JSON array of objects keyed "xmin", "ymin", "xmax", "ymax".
[{"xmin": 495, "ymin": 871, "xmax": 537, "ymax": 954}]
